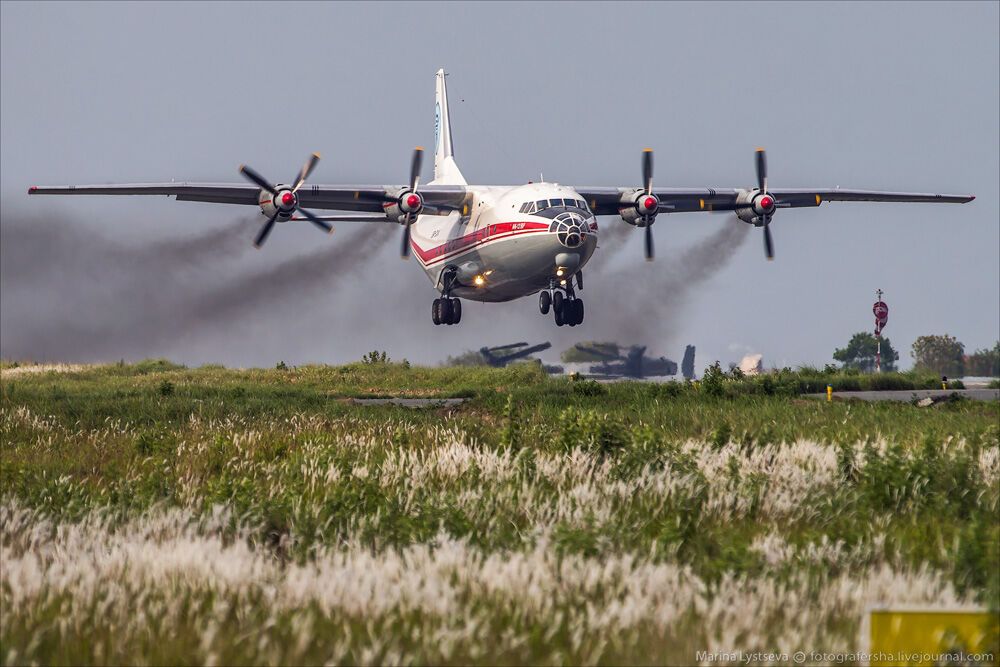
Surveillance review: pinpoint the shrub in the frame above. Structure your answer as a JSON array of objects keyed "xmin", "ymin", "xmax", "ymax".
[
  {"xmin": 701, "ymin": 362, "xmax": 726, "ymax": 397},
  {"xmin": 157, "ymin": 380, "xmax": 175, "ymax": 397},
  {"xmin": 361, "ymin": 351, "xmax": 389, "ymax": 365},
  {"xmin": 571, "ymin": 380, "xmax": 606, "ymax": 397},
  {"xmin": 556, "ymin": 407, "xmax": 626, "ymax": 458}
]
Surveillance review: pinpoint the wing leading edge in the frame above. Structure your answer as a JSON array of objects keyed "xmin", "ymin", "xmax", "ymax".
[
  {"xmin": 27, "ymin": 183, "xmax": 470, "ymax": 214},
  {"xmin": 574, "ymin": 186, "xmax": 974, "ymax": 216}
]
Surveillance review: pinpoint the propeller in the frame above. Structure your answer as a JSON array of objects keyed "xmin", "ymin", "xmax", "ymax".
[
  {"xmin": 400, "ymin": 147, "xmax": 424, "ymax": 259},
  {"xmin": 754, "ymin": 148, "xmax": 776, "ymax": 261},
  {"xmin": 239, "ymin": 153, "xmax": 332, "ymax": 248},
  {"xmin": 641, "ymin": 148, "xmax": 656, "ymax": 261}
]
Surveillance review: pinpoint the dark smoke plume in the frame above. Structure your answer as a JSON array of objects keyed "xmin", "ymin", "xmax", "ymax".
[
  {"xmin": 1, "ymin": 208, "xmax": 392, "ymax": 361},
  {"xmin": 568, "ymin": 216, "xmax": 750, "ymax": 346},
  {"xmin": 180, "ymin": 225, "xmax": 393, "ymax": 326}
]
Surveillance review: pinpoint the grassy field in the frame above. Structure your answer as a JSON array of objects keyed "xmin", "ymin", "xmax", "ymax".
[{"xmin": 1, "ymin": 360, "xmax": 998, "ymax": 665}]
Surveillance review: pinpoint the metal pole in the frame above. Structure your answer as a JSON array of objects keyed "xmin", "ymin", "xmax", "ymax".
[{"xmin": 875, "ymin": 289, "xmax": 883, "ymax": 374}]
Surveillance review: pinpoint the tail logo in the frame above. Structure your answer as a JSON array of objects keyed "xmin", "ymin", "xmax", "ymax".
[{"xmin": 434, "ymin": 102, "xmax": 441, "ymax": 152}]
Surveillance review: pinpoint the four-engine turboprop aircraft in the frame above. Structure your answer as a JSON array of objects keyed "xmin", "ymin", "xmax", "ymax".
[{"xmin": 28, "ymin": 69, "xmax": 975, "ymax": 327}]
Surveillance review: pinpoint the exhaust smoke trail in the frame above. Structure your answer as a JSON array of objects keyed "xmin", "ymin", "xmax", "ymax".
[
  {"xmin": 0, "ymin": 207, "xmax": 393, "ymax": 361},
  {"xmin": 180, "ymin": 225, "xmax": 394, "ymax": 326},
  {"xmin": 571, "ymin": 216, "xmax": 750, "ymax": 346}
]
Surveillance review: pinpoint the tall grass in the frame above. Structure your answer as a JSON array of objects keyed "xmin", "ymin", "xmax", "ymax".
[{"xmin": 1, "ymin": 361, "xmax": 997, "ymax": 665}]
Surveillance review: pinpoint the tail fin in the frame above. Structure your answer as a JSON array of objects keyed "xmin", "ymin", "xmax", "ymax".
[{"xmin": 432, "ymin": 69, "xmax": 467, "ymax": 185}]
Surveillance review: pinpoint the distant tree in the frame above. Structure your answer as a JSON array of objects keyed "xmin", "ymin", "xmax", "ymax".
[
  {"xmin": 911, "ymin": 334, "xmax": 965, "ymax": 377},
  {"xmin": 561, "ymin": 342, "xmax": 620, "ymax": 363},
  {"xmin": 833, "ymin": 332, "xmax": 898, "ymax": 372},
  {"xmin": 445, "ymin": 349, "xmax": 487, "ymax": 367},
  {"xmin": 964, "ymin": 341, "xmax": 1000, "ymax": 377}
]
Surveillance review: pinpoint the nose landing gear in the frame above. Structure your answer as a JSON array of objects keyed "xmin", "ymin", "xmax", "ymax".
[{"xmin": 541, "ymin": 275, "xmax": 584, "ymax": 327}]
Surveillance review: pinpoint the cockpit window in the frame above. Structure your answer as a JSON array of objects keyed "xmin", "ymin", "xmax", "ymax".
[
  {"xmin": 535, "ymin": 200, "xmax": 547, "ymax": 211},
  {"xmin": 518, "ymin": 203, "xmax": 529, "ymax": 213},
  {"xmin": 578, "ymin": 199, "xmax": 588, "ymax": 210}
]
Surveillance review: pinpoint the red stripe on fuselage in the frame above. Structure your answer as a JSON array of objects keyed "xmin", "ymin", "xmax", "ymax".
[{"xmin": 412, "ymin": 221, "xmax": 550, "ymax": 266}]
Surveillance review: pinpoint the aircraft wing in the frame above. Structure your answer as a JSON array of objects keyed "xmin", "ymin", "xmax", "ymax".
[
  {"xmin": 574, "ymin": 186, "xmax": 975, "ymax": 215},
  {"xmin": 27, "ymin": 183, "xmax": 470, "ymax": 214}
]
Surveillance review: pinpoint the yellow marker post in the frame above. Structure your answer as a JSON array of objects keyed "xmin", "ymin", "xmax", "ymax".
[{"xmin": 827, "ymin": 385, "xmax": 833, "ymax": 402}]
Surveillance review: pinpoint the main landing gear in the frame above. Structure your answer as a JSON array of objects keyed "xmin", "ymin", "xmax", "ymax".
[
  {"xmin": 432, "ymin": 267, "xmax": 462, "ymax": 325},
  {"xmin": 432, "ymin": 297, "xmax": 462, "ymax": 325},
  {"xmin": 540, "ymin": 274, "xmax": 584, "ymax": 327}
]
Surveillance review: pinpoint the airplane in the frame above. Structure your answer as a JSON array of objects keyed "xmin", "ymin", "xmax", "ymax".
[{"xmin": 28, "ymin": 69, "xmax": 975, "ymax": 328}]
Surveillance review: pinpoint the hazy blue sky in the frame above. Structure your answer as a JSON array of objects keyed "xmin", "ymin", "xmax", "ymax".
[{"xmin": 2, "ymin": 1, "xmax": 997, "ymax": 370}]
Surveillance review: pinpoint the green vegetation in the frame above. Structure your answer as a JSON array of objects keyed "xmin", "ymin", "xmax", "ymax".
[
  {"xmin": 833, "ymin": 331, "xmax": 899, "ymax": 372},
  {"xmin": 2, "ymin": 360, "xmax": 997, "ymax": 665},
  {"xmin": 967, "ymin": 342, "xmax": 1000, "ymax": 377},
  {"xmin": 560, "ymin": 341, "xmax": 620, "ymax": 362},
  {"xmin": 912, "ymin": 333, "xmax": 966, "ymax": 377}
]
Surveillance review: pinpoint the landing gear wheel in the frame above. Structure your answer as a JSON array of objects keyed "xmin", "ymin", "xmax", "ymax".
[
  {"xmin": 575, "ymin": 299, "xmax": 584, "ymax": 324},
  {"xmin": 439, "ymin": 298, "xmax": 453, "ymax": 325},
  {"xmin": 554, "ymin": 301, "xmax": 565, "ymax": 326},
  {"xmin": 539, "ymin": 291, "xmax": 551, "ymax": 315},
  {"xmin": 432, "ymin": 298, "xmax": 442, "ymax": 325},
  {"xmin": 552, "ymin": 290, "xmax": 564, "ymax": 314},
  {"xmin": 567, "ymin": 299, "xmax": 579, "ymax": 327},
  {"xmin": 450, "ymin": 298, "xmax": 462, "ymax": 324}
]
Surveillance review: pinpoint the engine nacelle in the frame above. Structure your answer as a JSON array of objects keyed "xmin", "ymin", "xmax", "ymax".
[
  {"xmin": 385, "ymin": 190, "xmax": 424, "ymax": 223},
  {"xmin": 734, "ymin": 189, "xmax": 776, "ymax": 225},
  {"xmin": 618, "ymin": 190, "xmax": 659, "ymax": 227},
  {"xmin": 257, "ymin": 186, "xmax": 297, "ymax": 222}
]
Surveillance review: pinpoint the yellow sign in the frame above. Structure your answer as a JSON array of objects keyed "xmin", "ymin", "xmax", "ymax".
[{"xmin": 864, "ymin": 607, "xmax": 998, "ymax": 666}]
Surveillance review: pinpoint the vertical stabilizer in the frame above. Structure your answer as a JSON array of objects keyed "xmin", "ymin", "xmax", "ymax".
[{"xmin": 432, "ymin": 69, "xmax": 467, "ymax": 185}]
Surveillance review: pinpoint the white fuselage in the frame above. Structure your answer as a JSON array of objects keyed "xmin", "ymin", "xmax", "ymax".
[{"xmin": 410, "ymin": 183, "xmax": 598, "ymax": 301}]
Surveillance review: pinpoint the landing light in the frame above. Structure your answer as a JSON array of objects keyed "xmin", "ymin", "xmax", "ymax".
[
  {"xmin": 560, "ymin": 279, "xmax": 567, "ymax": 286},
  {"xmin": 473, "ymin": 274, "xmax": 486, "ymax": 287},
  {"xmin": 556, "ymin": 268, "xmax": 564, "ymax": 277}
]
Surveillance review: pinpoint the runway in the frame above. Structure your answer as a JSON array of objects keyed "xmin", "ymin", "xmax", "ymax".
[{"xmin": 806, "ymin": 389, "xmax": 999, "ymax": 403}]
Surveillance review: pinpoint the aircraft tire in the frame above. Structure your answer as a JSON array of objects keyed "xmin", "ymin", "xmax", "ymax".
[
  {"xmin": 554, "ymin": 300, "xmax": 565, "ymax": 327},
  {"xmin": 432, "ymin": 298, "xmax": 442, "ymax": 325},
  {"xmin": 450, "ymin": 298, "xmax": 462, "ymax": 324},
  {"xmin": 440, "ymin": 298, "xmax": 453, "ymax": 325},
  {"xmin": 552, "ymin": 290, "xmax": 564, "ymax": 314},
  {"xmin": 575, "ymin": 299, "xmax": 584, "ymax": 324},
  {"xmin": 539, "ymin": 291, "xmax": 551, "ymax": 314},
  {"xmin": 567, "ymin": 299, "xmax": 579, "ymax": 327}
]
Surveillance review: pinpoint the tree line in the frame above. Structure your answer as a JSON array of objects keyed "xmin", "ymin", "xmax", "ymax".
[{"xmin": 834, "ymin": 333, "xmax": 999, "ymax": 377}]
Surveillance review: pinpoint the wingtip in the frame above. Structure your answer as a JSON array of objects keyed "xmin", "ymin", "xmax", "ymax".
[
  {"xmin": 642, "ymin": 147, "xmax": 653, "ymax": 153},
  {"xmin": 755, "ymin": 146, "xmax": 766, "ymax": 153},
  {"xmin": 27, "ymin": 185, "xmax": 37, "ymax": 194},
  {"xmin": 415, "ymin": 146, "xmax": 424, "ymax": 152}
]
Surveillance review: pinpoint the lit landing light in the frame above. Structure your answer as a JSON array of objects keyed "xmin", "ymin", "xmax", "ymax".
[
  {"xmin": 556, "ymin": 268, "xmax": 565, "ymax": 277},
  {"xmin": 559, "ymin": 279, "xmax": 567, "ymax": 286},
  {"xmin": 473, "ymin": 274, "xmax": 486, "ymax": 287}
]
